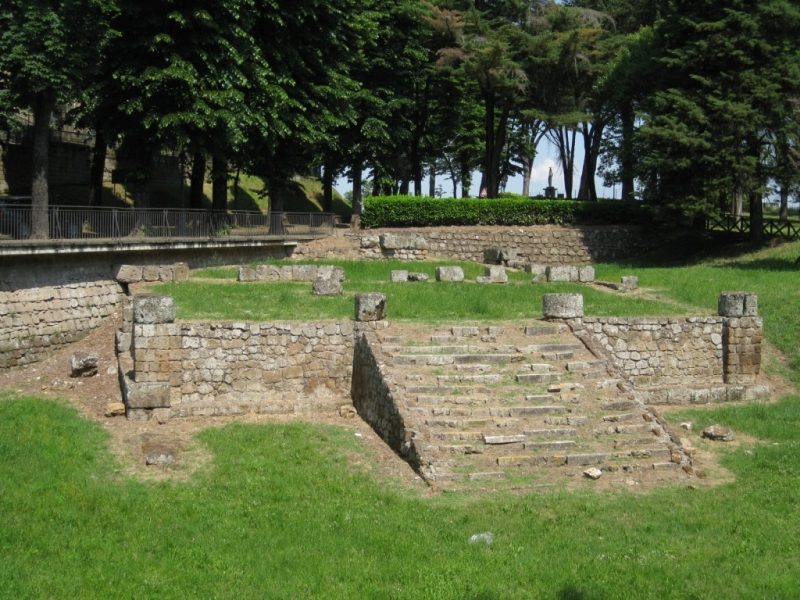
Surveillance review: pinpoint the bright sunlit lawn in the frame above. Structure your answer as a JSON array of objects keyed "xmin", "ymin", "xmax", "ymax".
[{"xmin": 2, "ymin": 242, "xmax": 800, "ymax": 598}]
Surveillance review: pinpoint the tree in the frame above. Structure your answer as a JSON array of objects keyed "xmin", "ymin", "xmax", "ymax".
[
  {"xmin": 0, "ymin": 0, "xmax": 118, "ymax": 237},
  {"xmin": 637, "ymin": 0, "xmax": 800, "ymax": 241}
]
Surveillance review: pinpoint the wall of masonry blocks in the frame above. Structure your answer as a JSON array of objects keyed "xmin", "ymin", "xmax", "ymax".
[
  {"xmin": 0, "ymin": 257, "xmax": 123, "ymax": 368},
  {"xmin": 564, "ymin": 291, "xmax": 762, "ymax": 388},
  {"xmin": 0, "ymin": 245, "xmax": 292, "ymax": 370},
  {"xmin": 579, "ymin": 317, "xmax": 724, "ymax": 386},
  {"xmin": 293, "ymin": 225, "xmax": 663, "ymax": 264},
  {"xmin": 128, "ymin": 297, "xmax": 388, "ymax": 418}
]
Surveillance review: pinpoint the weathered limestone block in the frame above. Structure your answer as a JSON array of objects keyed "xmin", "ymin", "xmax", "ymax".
[
  {"xmin": 435, "ymin": 266, "xmax": 465, "ymax": 282},
  {"xmin": 546, "ymin": 265, "xmax": 579, "ymax": 282},
  {"xmin": 142, "ymin": 265, "xmax": 161, "ymax": 282},
  {"xmin": 543, "ymin": 293, "xmax": 584, "ymax": 319},
  {"xmin": 391, "ymin": 270, "xmax": 409, "ymax": 283},
  {"xmin": 133, "ymin": 295, "xmax": 176, "ymax": 324},
  {"xmin": 578, "ymin": 266, "xmax": 595, "ymax": 283},
  {"xmin": 360, "ymin": 234, "xmax": 380, "ymax": 248},
  {"xmin": 125, "ymin": 382, "xmax": 171, "ymax": 409},
  {"xmin": 255, "ymin": 264, "xmax": 282, "ymax": 281},
  {"xmin": 355, "ymin": 293, "xmax": 387, "ymax": 322},
  {"xmin": 528, "ymin": 263, "xmax": 548, "ymax": 283},
  {"xmin": 292, "ymin": 264, "xmax": 319, "ymax": 282},
  {"xmin": 173, "ymin": 262, "xmax": 190, "ymax": 282},
  {"xmin": 621, "ymin": 275, "xmax": 639, "ymax": 291},
  {"xmin": 114, "ymin": 264, "xmax": 143, "ymax": 284},
  {"xmin": 718, "ymin": 292, "xmax": 758, "ymax": 317},
  {"xmin": 70, "ymin": 352, "xmax": 99, "ymax": 377},
  {"xmin": 484, "ymin": 265, "xmax": 508, "ymax": 284},
  {"xmin": 238, "ymin": 266, "xmax": 256, "ymax": 282},
  {"xmin": 312, "ymin": 266, "xmax": 345, "ymax": 296},
  {"xmin": 408, "ymin": 272, "xmax": 429, "ymax": 282},
  {"xmin": 380, "ymin": 233, "xmax": 429, "ymax": 250},
  {"xmin": 483, "ymin": 247, "xmax": 519, "ymax": 265}
]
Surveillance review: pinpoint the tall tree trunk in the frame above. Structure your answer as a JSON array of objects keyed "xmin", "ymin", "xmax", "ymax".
[
  {"xmin": 413, "ymin": 161, "xmax": 423, "ymax": 196},
  {"xmin": 549, "ymin": 126, "xmax": 577, "ymax": 199},
  {"xmin": 461, "ymin": 164, "xmax": 472, "ymax": 198},
  {"xmin": 620, "ymin": 101, "xmax": 635, "ymax": 201},
  {"xmin": 483, "ymin": 92, "xmax": 496, "ymax": 198},
  {"xmin": 189, "ymin": 153, "xmax": 206, "ymax": 209},
  {"xmin": 733, "ymin": 189, "xmax": 744, "ymax": 218},
  {"xmin": 211, "ymin": 155, "xmax": 227, "ymax": 212},
  {"xmin": 30, "ymin": 93, "xmax": 55, "ymax": 239},
  {"xmin": 352, "ymin": 162, "xmax": 363, "ymax": 219},
  {"xmin": 521, "ymin": 155, "xmax": 532, "ymax": 197},
  {"xmin": 779, "ymin": 185, "xmax": 789, "ymax": 223},
  {"xmin": 428, "ymin": 162, "xmax": 436, "ymax": 197},
  {"xmin": 488, "ymin": 104, "xmax": 511, "ymax": 198},
  {"xmin": 578, "ymin": 121, "xmax": 603, "ymax": 201},
  {"xmin": 322, "ymin": 162, "xmax": 334, "ymax": 212},
  {"xmin": 88, "ymin": 129, "xmax": 106, "ymax": 206},
  {"xmin": 749, "ymin": 191, "xmax": 763, "ymax": 243},
  {"xmin": 399, "ymin": 179, "xmax": 410, "ymax": 195}
]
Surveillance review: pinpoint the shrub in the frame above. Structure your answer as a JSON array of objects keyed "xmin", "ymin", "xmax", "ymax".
[{"xmin": 361, "ymin": 195, "xmax": 652, "ymax": 228}]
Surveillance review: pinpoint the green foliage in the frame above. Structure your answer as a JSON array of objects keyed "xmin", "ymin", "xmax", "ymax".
[{"xmin": 361, "ymin": 195, "xmax": 651, "ymax": 227}]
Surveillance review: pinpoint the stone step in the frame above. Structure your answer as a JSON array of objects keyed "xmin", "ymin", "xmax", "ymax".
[
  {"xmin": 523, "ymin": 427, "xmax": 578, "ymax": 440},
  {"xmin": 524, "ymin": 324, "xmax": 567, "ymax": 336},
  {"xmin": 436, "ymin": 374, "xmax": 504, "ymax": 384},
  {"xmin": 424, "ymin": 417, "xmax": 521, "ymax": 430},
  {"xmin": 516, "ymin": 372, "xmax": 561, "ymax": 384},
  {"xmin": 594, "ymin": 423, "xmax": 659, "ymax": 437},
  {"xmin": 522, "ymin": 343, "xmax": 584, "ymax": 354},
  {"xmin": 524, "ymin": 440, "xmax": 578, "ymax": 452},
  {"xmin": 602, "ymin": 399, "xmax": 641, "ymax": 411},
  {"xmin": 566, "ymin": 360, "xmax": 608, "ymax": 374},
  {"xmin": 419, "ymin": 405, "xmax": 572, "ymax": 419}
]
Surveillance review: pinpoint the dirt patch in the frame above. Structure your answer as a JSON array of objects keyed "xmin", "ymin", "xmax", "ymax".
[{"xmin": 0, "ymin": 313, "xmax": 428, "ymax": 493}]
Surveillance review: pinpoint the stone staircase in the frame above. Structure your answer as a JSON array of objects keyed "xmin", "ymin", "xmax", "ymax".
[{"xmin": 371, "ymin": 321, "xmax": 691, "ymax": 491}]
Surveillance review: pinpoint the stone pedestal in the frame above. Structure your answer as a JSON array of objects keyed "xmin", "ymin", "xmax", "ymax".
[
  {"xmin": 355, "ymin": 293, "xmax": 387, "ymax": 322},
  {"xmin": 718, "ymin": 292, "xmax": 762, "ymax": 383},
  {"xmin": 542, "ymin": 293, "xmax": 584, "ymax": 319}
]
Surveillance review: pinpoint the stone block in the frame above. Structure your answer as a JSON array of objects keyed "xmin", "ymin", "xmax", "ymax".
[
  {"xmin": 133, "ymin": 295, "xmax": 176, "ymax": 324},
  {"xmin": 435, "ymin": 266, "xmax": 465, "ymax": 282},
  {"xmin": 542, "ymin": 293, "xmax": 584, "ymax": 319},
  {"xmin": 292, "ymin": 264, "xmax": 319, "ymax": 282},
  {"xmin": 355, "ymin": 293, "xmax": 387, "ymax": 322},
  {"xmin": 621, "ymin": 275, "xmax": 639, "ymax": 291},
  {"xmin": 238, "ymin": 266, "xmax": 256, "ymax": 282},
  {"xmin": 142, "ymin": 265, "xmax": 161, "ymax": 282},
  {"xmin": 546, "ymin": 265, "xmax": 579, "ymax": 282},
  {"xmin": 578, "ymin": 266, "xmax": 595, "ymax": 283},
  {"xmin": 528, "ymin": 263, "xmax": 548, "ymax": 283},
  {"xmin": 408, "ymin": 272, "xmax": 429, "ymax": 282},
  {"xmin": 484, "ymin": 265, "xmax": 508, "ymax": 284},
  {"xmin": 255, "ymin": 264, "xmax": 282, "ymax": 281},
  {"xmin": 312, "ymin": 266, "xmax": 345, "ymax": 296},
  {"xmin": 114, "ymin": 264, "xmax": 143, "ymax": 284},
  {"xmin": 475, "ymin": 276, "xmax": 492, "ymax": 284},
  {"xmin": 173, "ymin": 262, "xmax": 190, "ymax": 282},
  {"xmin": 70, "ymin": 352, "xmax": 99, "ymax": 377},
  {"xmin": 391, "ymin": 270, "xmax": 409, "ymax": 283},
  {"xmin": 718, "ymin": 292, "xmax": 758, "ymax": 317},
  {"xmin": 125, "ymin": 382, "xmax": 171, "ymax": 409},
  {"xmin": 380, "ymin": 233, "xmax": 428, "ymax": 250}
]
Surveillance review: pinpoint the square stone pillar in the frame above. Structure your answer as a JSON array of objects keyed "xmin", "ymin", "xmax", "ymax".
[{"xmin": 719, "ymin": 292, "xmax": 762, "ymax": 384}]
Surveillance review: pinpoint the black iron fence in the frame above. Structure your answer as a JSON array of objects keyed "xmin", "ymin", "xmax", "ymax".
[
  {"xmin": 0, "ymin": 204, "xmax": 335, "ymax": 242},
  {"xmin": 706, "ymin": 213, "xmax": 800, "ymax": 240}
]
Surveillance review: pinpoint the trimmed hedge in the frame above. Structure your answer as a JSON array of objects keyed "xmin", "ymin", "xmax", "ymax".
[{"xmin": 361, "ymin": 195, "xmax": 653, "ymax": 228}]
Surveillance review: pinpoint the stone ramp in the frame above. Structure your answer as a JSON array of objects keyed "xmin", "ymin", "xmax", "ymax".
[{"xmin": 365, "ymin": 321, "xmax": 692, "ymax": 491}]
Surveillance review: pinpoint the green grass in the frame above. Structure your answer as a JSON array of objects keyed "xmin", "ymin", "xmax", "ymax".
[
  {"xmin": 163, "ymin": 259, "xmax": 682, "ymax": 322},
  {"xmin": 2, "ymin": 392, "xmax": 799, "ymax": 598},
  {"xmin": 3, "ymin": 241, "xmax": 800, "ymax": 597},
  {"xmin": 596, "ymin": 240, "xmax": 800, "ymax": 377}
]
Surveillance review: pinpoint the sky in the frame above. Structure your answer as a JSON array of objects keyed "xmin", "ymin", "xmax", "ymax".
[{"xmin": 335, "ymin": 139, "xmax": 620, "ymax": 200}]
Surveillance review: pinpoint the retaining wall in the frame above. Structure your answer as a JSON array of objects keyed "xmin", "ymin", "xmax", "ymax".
[
  {"xmin": 293, "ymin": 225, "xmax": 663, "ymax": 264},
  {"xmin": 127, "ymin": 314, "xmax": 386, "ymax": 419}
]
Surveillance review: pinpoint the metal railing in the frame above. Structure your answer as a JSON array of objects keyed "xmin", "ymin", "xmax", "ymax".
[
  {"xmin": 0, "ymin": 205, "xmax": 336, "ymax": 242},
  {"xmin": 706, "ymin": 213, "xmax": 800, "ymax": 240}
]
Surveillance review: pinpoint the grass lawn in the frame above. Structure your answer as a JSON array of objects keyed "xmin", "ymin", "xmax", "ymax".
[{"xmin": 2, "ymin": 241, "xmax": 800, "ymax": 598}]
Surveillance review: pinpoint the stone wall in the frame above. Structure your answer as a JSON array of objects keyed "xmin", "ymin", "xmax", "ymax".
[
  {"xmin": 351, "ymin": 329, "xmax": 418, "ymax": 466},
  {"xmin": 579, "ymin": 317, "xmax": 724, "ymax": 386},
  {"xmin": 0, "ymin": 245, "xmax": 292, "ymax": 370},
  {"xmin": 292, "ymin": 225, "xmax": 664, "ymax": 265},
  {"xmin": 127, "ymin": 306, "xmax": 389, "ymax": 418},
  {"xmin": 0, "ymin": 257, "xmax": 123, "ymax": 368}
]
